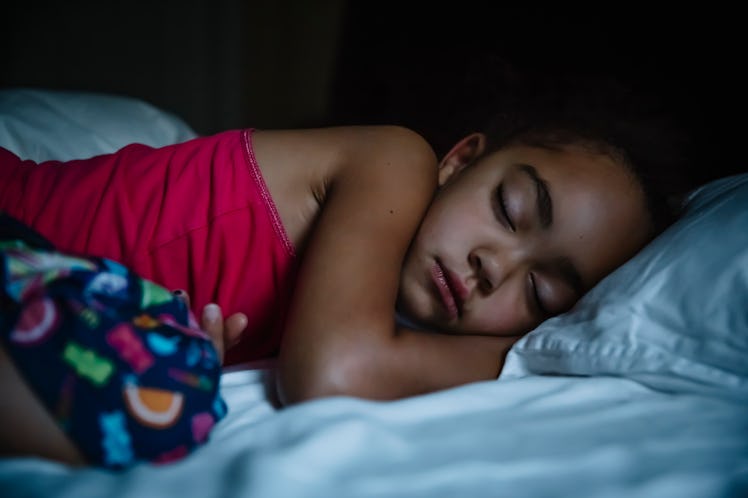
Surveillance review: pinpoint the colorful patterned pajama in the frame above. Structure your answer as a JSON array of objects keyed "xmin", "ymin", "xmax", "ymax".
[{"xmin": 0, "ymin": 215, "xmax": 226, "ymax": 469}]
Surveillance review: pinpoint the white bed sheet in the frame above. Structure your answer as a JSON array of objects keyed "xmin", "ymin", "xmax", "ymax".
[{"xmin": 1, "ymin": 368, "xmax": 746, "ymax": 498}]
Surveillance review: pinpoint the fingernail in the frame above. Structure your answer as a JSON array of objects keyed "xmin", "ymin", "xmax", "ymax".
[{"xmin": 203, "ymin": 303, "xmax": 220, "ymax": 322}]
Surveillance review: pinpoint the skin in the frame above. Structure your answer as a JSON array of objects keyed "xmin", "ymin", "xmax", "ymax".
[
  {"xmin": 0, "ymin": 125, "xmax": 653, "ymax": 464},
  {"xmin": 398, "ymin": 133, "xmax": 653, "ymax": 336},
  {"xmin": 255, "ymin": 126, "xmax": 653, "ymax": 403}
]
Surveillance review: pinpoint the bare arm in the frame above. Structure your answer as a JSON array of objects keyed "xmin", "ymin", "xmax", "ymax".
[{"xmin": 269, "ymin": 126, "xmax": 516, "ymax": 405}]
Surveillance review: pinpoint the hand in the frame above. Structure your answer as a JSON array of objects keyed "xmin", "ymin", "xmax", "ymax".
[{"xmin": 173, "ymin": 290, "xmax": 247, "ymax": 363}]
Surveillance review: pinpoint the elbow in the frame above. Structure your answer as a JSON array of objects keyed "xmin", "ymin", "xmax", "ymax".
[
  {"xmin": 275, "ymin": 347, "xmax": 379, "ymax": 406},
  {"xmin": 275, "ymin": 371, "xmax": 342, "ymax": 407}
]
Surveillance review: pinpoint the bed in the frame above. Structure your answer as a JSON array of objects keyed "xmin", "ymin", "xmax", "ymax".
[{"xmin": 1, "ymin": 88, "xmax": 746, "ymax": 498}]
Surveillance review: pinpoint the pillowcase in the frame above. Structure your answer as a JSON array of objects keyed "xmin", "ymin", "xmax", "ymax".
[
  {"xmin": 500, "ymin": 173, "xmax": 748, "ymax": 399},
  {"xmin": 0, "ymin": 88, "xmax": 197, "ymax": 161}
]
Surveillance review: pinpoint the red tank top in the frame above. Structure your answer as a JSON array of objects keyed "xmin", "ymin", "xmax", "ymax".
[{"xmin": 0, "ymin": 129, "xmax": 296, "ymax": 365}]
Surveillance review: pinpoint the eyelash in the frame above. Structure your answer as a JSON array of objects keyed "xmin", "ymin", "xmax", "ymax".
[
  {"xmin": 528, "ymin": 273, "xmax": 548, "ymax": 317},
  {"xmin": 495, "ymin": 184, "xmax": 516, "ymax": 232}
]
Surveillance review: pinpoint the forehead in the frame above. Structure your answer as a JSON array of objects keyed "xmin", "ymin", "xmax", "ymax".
[
  {"xmin": 484, "ymin": 143, "xmax": 632, "ymax": 183},
  {"xmin": 474, "ymin": 142, "xmax": 640, "ymax": 196}
]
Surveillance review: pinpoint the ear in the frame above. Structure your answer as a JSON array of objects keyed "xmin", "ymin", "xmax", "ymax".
[{"xmin": 438, "ymin": 133, "xmax": 487, "ymax": 187}]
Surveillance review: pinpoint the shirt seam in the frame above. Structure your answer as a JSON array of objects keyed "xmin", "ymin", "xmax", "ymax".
[{"xmin": 241, "ymin": 128, "xmax": 296, "ymax": 259}]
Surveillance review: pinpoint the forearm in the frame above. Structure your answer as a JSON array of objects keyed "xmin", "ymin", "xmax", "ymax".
[{"xmin": 276, "ymin": 327, "xmax": 518, "ymax": 405}]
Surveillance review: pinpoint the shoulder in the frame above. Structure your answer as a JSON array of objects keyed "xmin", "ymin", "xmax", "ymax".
[
  {"xmin": 332, "ymin": 125, "xmax": 437, "ymax": 166},
  {"xmin": 252, "ymin": 125, "xmax": 437, "ymax": 185},
  {"xmin": 252, "ymin": 126, "xmax": 438, "ymax": 246},
  {"xmin": 327, "ymin": 126, "xmax": 438, "ymax": 205}
]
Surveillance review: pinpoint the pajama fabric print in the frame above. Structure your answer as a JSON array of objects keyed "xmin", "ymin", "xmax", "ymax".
[{"xmin": 0, "ymin": 218, "xmax": 227, "ymax": 469}]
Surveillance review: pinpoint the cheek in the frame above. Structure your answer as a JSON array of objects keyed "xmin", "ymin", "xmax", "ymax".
[
  {"xmin": 426, "ymin": 197, "xmax": 493, "ymax": 247},
  {"xmin": 468, "ymin": 284, "xmax": 536, "ymax": 336},
  {"xmin": 415, "ymin": 207, "xmax": 464, "ymax": 249}
]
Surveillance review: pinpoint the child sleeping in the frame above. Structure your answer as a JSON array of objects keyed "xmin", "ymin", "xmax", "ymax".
[{"xmin": 0, "ymin": 85, "xmax": 690, "ymax": 468}]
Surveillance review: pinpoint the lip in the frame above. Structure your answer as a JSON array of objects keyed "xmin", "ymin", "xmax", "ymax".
[
  {"xmin": 443, "ymin": 266, "xmax": 468, "ymax": 309},
  {"xmin": 430, "ymin": 259, "xmax": 465, "ymax": 321}
]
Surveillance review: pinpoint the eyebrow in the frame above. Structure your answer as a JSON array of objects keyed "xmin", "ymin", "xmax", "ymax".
[{"xmin": 518, "ymin": 164, "xmax": 552, "ymax": 229}]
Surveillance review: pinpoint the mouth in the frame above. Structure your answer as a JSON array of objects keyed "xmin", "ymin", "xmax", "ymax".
[{"xmin": 430, "ymin": 259, "xmax": 465, "ymax": 321}]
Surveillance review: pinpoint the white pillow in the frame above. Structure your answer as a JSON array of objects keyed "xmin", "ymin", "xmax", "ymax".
[
  {"xmin": 0, "ymin": 88, "xmax": 197, "ymax": 161},
  {"xmin": 500, "ymin": 173, "xmax": 748, "ymax": 399}
]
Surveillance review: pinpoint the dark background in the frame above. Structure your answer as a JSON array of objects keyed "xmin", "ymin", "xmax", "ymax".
[
  {"xmin": 2, "ymin": 1, "xmax": 745, "ymax": 187},
  {"xmin": 330, "ymin": 3, "xmax": 746, "ymax": 189}
]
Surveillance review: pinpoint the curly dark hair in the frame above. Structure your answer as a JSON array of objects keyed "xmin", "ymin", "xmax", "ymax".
[{"xmin": 439, "ymin": 58, "xmax": 697, "ymax": 236}]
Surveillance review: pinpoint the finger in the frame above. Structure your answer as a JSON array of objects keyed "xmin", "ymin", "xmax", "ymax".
[
  {"xmin": 224, "ymin": 313, "xmax": 248, "ymax": 348},
  {"xmin": 174, "ymin": 290, "xmax": 200, "ymax": 328},
  {"xmin": 202, "ymin": 303, "xmax": 224, "ymax": 359}
]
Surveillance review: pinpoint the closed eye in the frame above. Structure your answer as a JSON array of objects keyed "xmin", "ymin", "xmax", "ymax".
[
  {"xmin": 528, "ymin": 272, "xmax": 549, "ymax": 317},
  {"xmin": 494, "ymin": 184, "xmax": 515, "ymax": 232}
]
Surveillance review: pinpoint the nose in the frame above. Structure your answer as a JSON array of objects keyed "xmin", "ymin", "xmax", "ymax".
[{"xmin": 468, "ymin": 246, "xmax": 522, "ymax": 294}]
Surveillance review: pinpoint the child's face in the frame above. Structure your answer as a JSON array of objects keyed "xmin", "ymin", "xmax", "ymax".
[{"xmin": 397, "ymin": 141, "xmax": 652, "ymax": 336}]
